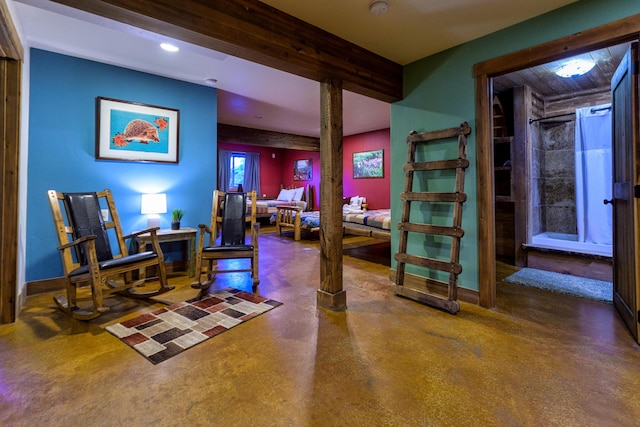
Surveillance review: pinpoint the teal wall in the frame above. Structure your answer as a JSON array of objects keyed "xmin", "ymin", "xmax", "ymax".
[
  {"xmin": 391, "ymin": 0, "xmax": 640, "ymax": 290},
  {"xmin": 27, "ymin": 49, "xmax": 218, "ymax": 281}
]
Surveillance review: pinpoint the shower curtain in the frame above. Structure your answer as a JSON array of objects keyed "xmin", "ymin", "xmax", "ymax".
[{"xmin": 574, "ymin": 103, "xmax": 612, "ymax": 245}]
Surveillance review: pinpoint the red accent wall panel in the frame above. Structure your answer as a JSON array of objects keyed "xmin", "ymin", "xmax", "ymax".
[
  {"xmin": 281, "ymin": 150, "xmax": 321, "ymax": 210},
  {"xmin": 343, "ymin": 129, "xmax": 390, "ymax": 209}
]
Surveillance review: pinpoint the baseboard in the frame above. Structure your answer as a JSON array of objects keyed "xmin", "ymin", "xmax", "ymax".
[
  {"xmin": 525, "ymin": 249, "xmax": 612, "ymax": 282},
  {"xmin": 388, "ymin": 268, "xmax": 479, "ymax": 305},
  {"xmin": 26, "ymin": 261, "xmax": 189, "ymax": 296},
  {"xmin": 27, "ymin": 276, "xmax": 67, "ymax": 296},
  {"xmin": 17, "ymin": 284, "xmax": 27, "ymax": 312}
]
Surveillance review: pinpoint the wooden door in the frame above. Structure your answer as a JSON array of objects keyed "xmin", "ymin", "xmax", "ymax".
[{"xmin": 610, "ymin": 42, "xmax": 639, "ymax": 342}]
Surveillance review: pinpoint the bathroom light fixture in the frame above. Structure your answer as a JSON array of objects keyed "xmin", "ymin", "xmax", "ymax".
[
  {"xmin": 141, "ymin": 193, "xmax": 167, "ymax": 228},
  {"xmin": 369, "ymin": 0, "xmax": 388, "ymax": 15},
  {"xmin": 555, "ymin": 59, "xmax": 595, "ymax": 78},
  {"xmin": 160, "ymin": 42, "xmax": 179, "ymax": 52}
]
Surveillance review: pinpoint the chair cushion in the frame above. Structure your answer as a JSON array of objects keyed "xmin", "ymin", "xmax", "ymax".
[
  {"xmin": 203, "ymin": 245, "xmax": 254, "ymax": 253},
  {"xmin": 69, "ymin": 251, "xmax": 157, "ymax": 277},
  {"xmin": 221, "ymin": 192, "xmax": 247, "ymax": 245},
  {"xmin": 65, "ymin": 192, "xmax": 113, "ymax": 263}
]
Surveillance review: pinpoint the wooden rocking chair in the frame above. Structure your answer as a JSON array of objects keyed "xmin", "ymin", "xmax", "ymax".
[
  {"xmin": 47, "ymin": 189, "xmax": 175, "ymax": 320},
  {"xmin": 191, "ymin": 190, "xmax": 259, "ymax": 289}
]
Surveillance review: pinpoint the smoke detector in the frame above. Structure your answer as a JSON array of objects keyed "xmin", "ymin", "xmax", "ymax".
[{"xmin": 369, "ymin": 0, "xmax": 388, "ymax": 15}]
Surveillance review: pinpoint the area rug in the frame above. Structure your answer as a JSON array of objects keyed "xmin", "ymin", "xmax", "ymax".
[
  {"xmin": 106, "ymin": 288, "xmax": 282, "ymax": 364},
  {"xmin": 503, "ymin": 268, "xmax": 612, "ymax": 303}
]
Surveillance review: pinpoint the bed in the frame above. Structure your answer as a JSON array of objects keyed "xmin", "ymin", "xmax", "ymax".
[
  {"xmin": 248, "ymin": 184, "xmax": 314, "ymax": 218},
  {"xmin": 342, "ymin": 209, "xmax": 391, "ymax": 241},
  {"xmin": 249, "ymin": 198, "xmax": 306, "ymax": 218},
  {"xmin": 273, "ymin": 207, "xmax": 391, "ymax": 241}
]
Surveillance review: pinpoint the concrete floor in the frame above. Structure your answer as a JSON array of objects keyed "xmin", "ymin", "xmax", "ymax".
[{"xmin": 2, "ymin": 228, "xmax": 640, "ymax": 426}]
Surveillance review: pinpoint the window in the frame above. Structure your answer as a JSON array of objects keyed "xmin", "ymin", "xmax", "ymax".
[{"xmin": 229, "ymin": 153, "xmax": 245, "ymax": 189}]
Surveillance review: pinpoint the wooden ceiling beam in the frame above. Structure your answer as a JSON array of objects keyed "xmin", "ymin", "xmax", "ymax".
[
  {"xmin": 50, "ymin": 0, "xmax": 403, "ymax": 103},
  {"xmin": 218, "ymin": 123, "xmax": 320, "ymax": 152},
  {"xmin": 474, "ymin": 13, "xmax": 640, "ymax": 77}
]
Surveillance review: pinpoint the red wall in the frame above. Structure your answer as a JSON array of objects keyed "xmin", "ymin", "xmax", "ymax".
[
  {"xmin": 280, "ymin": 150, "xmax": 321, "ymax": 209},
  {"xmin": 218, "ymin": 128, "xmax": 390, "ymax": 210},
  {"xmin": 343, "ymin": 129, "xmax": 390, "ymax": 209}
]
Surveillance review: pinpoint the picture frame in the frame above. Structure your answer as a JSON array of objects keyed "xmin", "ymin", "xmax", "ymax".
[
  {"xmin": 96, "ymin": 96, "xmax": 180, "ymax": 163},
  {"xmin": 293, "ymin": 159, "xmax": 312, "ymax": 181},
  {"xmin": 353, "ymin": 149, "xmax": 384, "ymax": 178}
]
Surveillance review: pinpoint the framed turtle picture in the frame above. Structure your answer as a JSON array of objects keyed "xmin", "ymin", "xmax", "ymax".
[{"xmin": 96, "ymin": 97, "xmax": 180, "ymax": 163}]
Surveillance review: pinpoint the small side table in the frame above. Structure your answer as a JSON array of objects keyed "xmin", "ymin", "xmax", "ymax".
[{"xmin": 137, "ymin": 227, "xmax": 197, "ymax": 278}]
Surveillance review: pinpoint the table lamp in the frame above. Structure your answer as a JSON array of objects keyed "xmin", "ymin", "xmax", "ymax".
[{"xmin": 141, "ymin": 193, "xmax": 167, "ymax": 229}]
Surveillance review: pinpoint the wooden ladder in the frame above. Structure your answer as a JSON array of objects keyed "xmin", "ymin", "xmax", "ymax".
[{"xmin": 394, "ymin": 122, "xmax": 471, "ymax": 314}]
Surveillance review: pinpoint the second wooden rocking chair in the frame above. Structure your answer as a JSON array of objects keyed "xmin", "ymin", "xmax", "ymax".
[{"xmin": 191, "ymin": 190, "xmax": 259, "ymax": 289}]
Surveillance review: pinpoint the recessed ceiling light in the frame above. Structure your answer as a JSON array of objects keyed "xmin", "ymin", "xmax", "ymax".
[
  {"xmin": 204, "ymin": 78, "xmax": 218, "ymax": 86},
  {"xmin": 555, "ymin": 59, "xmax": 595, "ymax": 78},
  {"xmin": 160, "ymin": 43, "xmax": 179, "ymax": 52}
]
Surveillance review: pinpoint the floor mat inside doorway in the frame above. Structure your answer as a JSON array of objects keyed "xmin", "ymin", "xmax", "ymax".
[{"xmin": 503, "ymin": 268, "xmax": 612, "ymax": 303}]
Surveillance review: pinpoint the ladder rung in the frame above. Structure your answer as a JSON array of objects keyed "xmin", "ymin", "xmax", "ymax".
[
  {"xmin": 393, "ymin": 285, "xmax": 460, "ymax": 314},
  {"xmin": 403, "ymin": 159, "xmax": 469, "ymax": 172},
  {"xmin": 394, "ymin": 252, "xmax": 462, "ymax": 275},
  {"xmin": 400, "ymin": 192, "xmax": 467, "ymax": 203},
  {"xmin": 398, "ymin": 222, "xmax": 464, "ymax": 238},
  {"xmin": 406, "ymin": 123, "xmax": 471, "ymax": 144}
]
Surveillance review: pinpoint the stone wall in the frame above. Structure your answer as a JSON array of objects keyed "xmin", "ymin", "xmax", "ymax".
[{"xmin": 538, "ymin": 121, "xmax": 577, "ymax": 234}]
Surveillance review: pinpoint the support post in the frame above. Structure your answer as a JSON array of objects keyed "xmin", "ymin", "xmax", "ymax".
[{"xmin": 317, "ymin": 78, "xmax": 346, "ymax": 311}]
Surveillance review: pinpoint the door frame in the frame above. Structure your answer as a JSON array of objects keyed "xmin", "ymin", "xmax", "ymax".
[
  {"xmin": 0, "ymin": 1, "xmax": 24, "ymax": 324},
  {"xmin": 473, "ymin": 14, "xmax": 640, "ymax": 308}
]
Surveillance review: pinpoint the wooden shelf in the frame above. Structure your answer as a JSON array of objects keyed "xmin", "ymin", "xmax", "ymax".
[
  {"xmin": 494, "ymin": 136, "xmax": 514, "ymax": 144},
  {"xmin": 495, "ymin": 195, "xmax": 513, "ymax": 203}
]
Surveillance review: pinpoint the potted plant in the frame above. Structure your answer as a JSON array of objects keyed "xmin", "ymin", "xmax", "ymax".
[{"xmin": 171, "ymin": 209, "xmax": 185, "ymax": 230}]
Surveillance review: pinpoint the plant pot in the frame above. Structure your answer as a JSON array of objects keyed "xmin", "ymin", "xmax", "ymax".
[{"xmin": 171, "ymin": 221, "xmax": 180, "ymax": 230}]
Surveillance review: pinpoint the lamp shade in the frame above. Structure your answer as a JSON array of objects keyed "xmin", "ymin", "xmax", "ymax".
[{"xmin": 141, "ymin": 193, "xmax": 167, "ymax": 214}]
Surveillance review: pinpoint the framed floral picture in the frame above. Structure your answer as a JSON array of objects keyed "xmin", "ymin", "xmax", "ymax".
[
  {"xmin": 353, "ymin": 149, "xmax": 383, "ymax": 178},
  {"xmin": 96, "ymin": 97, "xmax": 180, "ymax": 163},
  {"xmin": 294, "ymin": 159, "xmax": 312, "ymax": 181}
]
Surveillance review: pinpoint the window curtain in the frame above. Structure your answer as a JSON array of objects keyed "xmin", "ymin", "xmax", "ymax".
[
  {"xmin": 218, "ymin": 150, "xmax": 232, "ymax": 192},
  {"xmin": 244, "ymin": 152, "xmax": 261, "ymax": 195}
]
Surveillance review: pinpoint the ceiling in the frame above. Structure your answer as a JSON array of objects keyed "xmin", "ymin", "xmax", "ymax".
[
  {"xmin": 11, "ymin": 0, "xmax": 578, "ymax": 138},
  {"xmin": 494, "ymin": 43, "xmax": 629, "ymax": 100}
]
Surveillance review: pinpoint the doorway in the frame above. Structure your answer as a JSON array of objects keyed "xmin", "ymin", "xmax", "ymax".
[
  {"xmin": 491, "ymin": 43, "xmax": 627, "ymax": 282},
  {"xmin": 473, "ymin": 15, "xmax": 640, "ymax": 343}
]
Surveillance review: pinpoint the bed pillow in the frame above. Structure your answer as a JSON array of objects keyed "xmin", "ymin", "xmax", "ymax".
[
  {"xmin": 292, "ymin": 187, "xmax": 305, "ymax": 202},
  {"xmin": 277, "ymin": 188, "xmax": 295, "ymax": 201},
  {"xmin": 349, "ymin": 195, "xmax": 365, "ymax": 208}
]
